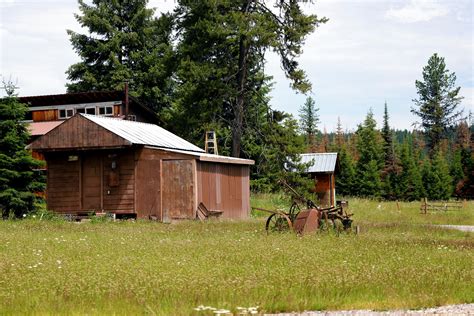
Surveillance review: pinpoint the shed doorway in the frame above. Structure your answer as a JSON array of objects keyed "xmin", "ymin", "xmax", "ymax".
[
  {"xmin": 162, "ymin": 160, "xmax": 194, "ymax": 221},
  {"xmin": 82, "ymin": 155, "xmax": 102, "ymax": 210}
]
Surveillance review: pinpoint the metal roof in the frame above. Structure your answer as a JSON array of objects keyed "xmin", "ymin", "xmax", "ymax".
[
  {"xmin": 156, "ymin": 147, "xmax": 254, "ymax": 165},
  {"xmin": 299, "ymin": 152, "xmax": 338, "ymax": 173},
  {"xmin": 82, "ymin": 114, "xmax": 205, "ymax": 153}
]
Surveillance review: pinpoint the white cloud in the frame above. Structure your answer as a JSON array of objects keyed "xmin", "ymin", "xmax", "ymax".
[{"xmin": 385, "ymin": 0, "xmax": 449, "ymax": 23}]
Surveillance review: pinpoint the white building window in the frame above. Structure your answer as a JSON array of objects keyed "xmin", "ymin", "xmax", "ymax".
[{"xmin": 58, "ymin": 108, "xmax": 74, "ymax": 119}]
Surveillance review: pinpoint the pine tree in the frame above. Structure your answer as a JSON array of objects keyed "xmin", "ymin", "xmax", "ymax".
[
  {"xmin": 422, "ymin": 152, "xmax": 453, "ymax": 200},
  {"xmin": 411, "ymin": 53, "xmax": 464, "ymax": 154},
  {"xmin": 66, "ymin": 0, "xmax": 174, "ymax": 111},
  {"xmin": 399, "ymin": 144, "xmax": 425, "ymax": 201},
  {"xmin": 450, "ymin": 149, "xmax": 465, "ymax": 193},
  {"xmin": 336, "ymin": 147, "xmax": 356, "ymax": 197},
  {"xmin": 0, "ymin": 82, "xmax": 45, "ymax": 218},
  {"xmin": 380, "ymin": 102, "xmax": 401, "ymax": 200},
  {"xmin": 173, "ymin": 0, "xmax": 327, "ymax": 157},
  {"xmin": 355, "ymin": 110, "xmax": 383, "ymax": 197},
  {"xmin": 298, "ymin": 96, "xmax": 320, "ymax": 152},
  {"xmin": 335, "ymin": 117, "xmax": 345, "ymax": 149}
]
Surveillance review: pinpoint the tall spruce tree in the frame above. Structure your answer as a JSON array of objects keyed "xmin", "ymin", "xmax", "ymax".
[
  {"xmin": 299, "ymin": 96, "xmax": 320, "ymax": 152},
  {"xmin": 66, "ymin": 0, "xmax": 174, "ymax": 111},
  {"xmin": 411, "ymin": 53, "xmax": 464, "ymax": 154},
  {"xmin": 399, "ymin": 143, "xmax": 425, "ymax": 201},
  {"xmin": 173, "ymin": 0, "xmax": 327, "ymax": 157},
  {"xmin": 355, "ymin": 110, "xmax": 383, "ymax": 197},
  {"xmin": 0, "ymin": 82, "xmax": 45, "ymax": 218},
  {"xmin": 336, "ymin": 146, "xmax": 356, "ymax": 196},
  {"xmin": 380, "ymin": 102, "xmax": 401, "ymax": 200}
]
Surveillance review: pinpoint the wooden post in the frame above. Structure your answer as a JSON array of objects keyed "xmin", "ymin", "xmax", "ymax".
[
  {"xmin": 423, "ymin": 197, "xmax": 427, "ymax": 214},
  {"xmin": 396, "ymin": 201, "xmax": 400, "ymax": 211}
]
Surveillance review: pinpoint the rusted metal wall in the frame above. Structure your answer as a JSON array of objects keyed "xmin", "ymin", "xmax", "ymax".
[
  {"xmin": 313, "ymin": 173, "xmax": 335, "ymax": 207},
  {"xmin": 197, "ymin": 162, "xmax": 250, "ymax": 219},
  {"xmin": 162, "ymin": 159, "xmax": 195, "ymax": 221}
]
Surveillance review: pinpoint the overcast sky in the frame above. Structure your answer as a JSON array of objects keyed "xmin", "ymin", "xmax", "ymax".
[{"xmin": 0, "ymin": 0, "xmax": 472, "ymax": 131}]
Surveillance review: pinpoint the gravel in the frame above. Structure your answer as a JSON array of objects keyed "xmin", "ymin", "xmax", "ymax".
[
  {"xmin": 266, "ymin": 303, "xmax": 474, "ymax": 315},
  {"xmin": 435, "ymin": 225, "xmax": 474, "ymax": 233}
]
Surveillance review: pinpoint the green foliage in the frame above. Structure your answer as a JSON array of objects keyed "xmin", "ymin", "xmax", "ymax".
[
  {"xmin": 298, "ymin": 96, "xmax": 320, "ymax": 151},
  {"xmin": 172, "ymin": 0, "xmax": 327, "ymax": 157},
  {"xmin": 336, "ymin": 146, "xmax": 355, "ymax": 196},
  {"xmin": 66, "ymin": 0, "xmax": 174, "ymax": 111},
  {"xmin": 411, "ymin": 53, "xmax": 464, "ymax": 153},
  {"xmin": 399, "ymin": 144, "xmax": 425, "ymax": 201},
  {"xmin": 355, "ymin": 110, "xmax": 382, "ymax": 197},
  {"xmin": 0, "ymin": 83, "xmax": 45, "ymax": 218},
  {"xmin": 422, "ymin": 152, "xmax": 453, "ymax": 200}
]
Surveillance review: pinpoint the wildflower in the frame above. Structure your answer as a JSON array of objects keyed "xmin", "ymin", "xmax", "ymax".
[
  {"xmin": 23, "ymin": 214, "xmax": 26, "ymax": 218},
  {"xmin": 56, "ymin": 260, "xmax": 62, "ymax": 265},
  {"xmin": 32, "ymin": 215, "xmax": 36, "ymax": 218}
]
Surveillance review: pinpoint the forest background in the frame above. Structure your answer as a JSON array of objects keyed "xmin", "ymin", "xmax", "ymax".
[{"xmin": 1, "ymin": 1, "xmax": 473, "ymax": 216}]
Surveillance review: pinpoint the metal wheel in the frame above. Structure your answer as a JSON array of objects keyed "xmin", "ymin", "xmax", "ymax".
[{"xmin": 265, "ymin": 213, "xmax": 293, "ymax": 232}]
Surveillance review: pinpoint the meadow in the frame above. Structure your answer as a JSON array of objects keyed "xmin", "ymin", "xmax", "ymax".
[{"xmin": 0, "ymin": 197, "xmax": 473, "ymax": 315}]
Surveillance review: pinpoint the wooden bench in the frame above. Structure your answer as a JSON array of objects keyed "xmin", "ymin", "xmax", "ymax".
[
  {"xmin": 196, "ymin": 202, "xmax": 223, "ymax": 221},
  {"xmin": 420, "ymin": 198, "xmax": 464, "ymax": 214}
]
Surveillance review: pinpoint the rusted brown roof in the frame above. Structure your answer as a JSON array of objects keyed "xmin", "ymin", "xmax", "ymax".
[{"xmin": 27, "ymin": 121, "xmax": 64, "ymax": 136}]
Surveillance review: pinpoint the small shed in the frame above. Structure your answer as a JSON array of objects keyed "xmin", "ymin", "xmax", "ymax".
[
  {"xmin": 299, "ymin": 153, "xmax": 338, "ymax": 207},
  {"xmin": 29, "ymin": 114, "xmax": 254, "ymax": 220}
]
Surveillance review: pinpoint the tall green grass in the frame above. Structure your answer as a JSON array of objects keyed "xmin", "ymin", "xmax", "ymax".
[{"xmin": 0, "ymin": 198, "xmax": 472, "ymax": 315}]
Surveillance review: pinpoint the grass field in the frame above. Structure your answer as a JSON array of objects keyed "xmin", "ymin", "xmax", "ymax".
[{"xmin": 0, "ymin": 197, "xmax": 473, "ymax": 315}]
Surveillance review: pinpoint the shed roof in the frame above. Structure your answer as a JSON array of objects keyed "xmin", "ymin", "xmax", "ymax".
[
  {"xmin": 28, "ymin": 121, "xmax": 63, "ymax": 136},
  {"xmin": 82, "ymin": 114, "xmax": 205, "ymax": 153},
  {"xmin": 300, "ymin": 152, "xmax": 338, "ymax": 173}
]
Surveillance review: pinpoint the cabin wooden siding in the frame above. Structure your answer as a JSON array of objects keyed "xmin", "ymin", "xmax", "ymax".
[
  {"xmin": 32, "ymin": 110, "xmax": 57, "ymax": 122},
  {"xmin": 312, "ymin": 173, "xmax": 336, "ymax": 207},
  {"xmin": 197, "ymin": 161, "xmax": 250, "ymax": 219},
  {"xmin": 30, "ymin": 115, "xmax": 130, "ymax": 150},
  {"xmin": 46, "ymin": 153, "xmax": 81, "ymax": 213}
]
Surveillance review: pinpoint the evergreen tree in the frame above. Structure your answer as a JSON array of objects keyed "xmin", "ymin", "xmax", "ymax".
[
  {"xmin": 173, "ymin": 0, "xmax": 327, "ymax": 157},
  {"xmin": 355, "ymin": 110, "xmax": 383, "ymax": 197},
  {"xmin": 422, "ymin": 152, "xmax": 453, "ymax": 200},
  {"xmin": 411, "ymin": 53, "xmax": 464, "ymax": 154},
  {"xmin": 0, "ymin": 82, "xmax": 45, "ymax": 218},
  {"xmin": 450, "ymin": 149, "xmax": 465, "ymax": 193},
  {"xmin": 335, "ymin": 117, "xmax": 345, "ymax": 149},
  {"xmin": 399, "ymin": 144, "xmax": 425, "ymax": 201},
  {"xmin": 66, "ymin": 0, "xmax": 174, "ymax": 111},
  {"xmin": 336, "ymin": 146, "xmax": 356, "ymax": 197},
  {"xmin": 298, "ymin": 96, "xmax": 320, "ymax": 152},
  {"xmin": 380, "ymin": 102, "xmax": 401, "ymax": 200}
]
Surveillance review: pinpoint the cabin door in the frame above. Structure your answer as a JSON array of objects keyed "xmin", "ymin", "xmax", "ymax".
[
  {"xmin": 162, "ymin": 160, "xmax": 194, "ymax": 221},
  {"xmin": 82, "ymin": 155, "xmax": 102, "ymax": 210}
]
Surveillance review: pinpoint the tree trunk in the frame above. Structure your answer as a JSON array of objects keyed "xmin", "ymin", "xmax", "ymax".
[{"xmin": 231, "ymin": 0, "xmax": 252, "ymax": 158}]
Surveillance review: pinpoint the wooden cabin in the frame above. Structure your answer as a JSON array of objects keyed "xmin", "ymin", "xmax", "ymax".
[
  {"xmin": 20, "ymin": 90, "xmax": 158, "ymax": 141},
  {"xmin": 299, "ymin": 153, "xmax": 338, "ymax": 207},
  {"xmin": 29, "ymin": 114, "xmax": 254, "ymax": 220}
]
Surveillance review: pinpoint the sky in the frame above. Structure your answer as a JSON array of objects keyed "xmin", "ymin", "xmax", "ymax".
[{"xmin": 0, "ymin": 0, "xmax": 472, "ymax": 132}]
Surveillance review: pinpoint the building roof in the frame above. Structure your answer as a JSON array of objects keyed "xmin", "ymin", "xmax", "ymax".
[
  {"xmin": 158, "ymin": 147, "xmax": 254, "ymax": 165},
  {"xmin": 82, "ymin": 114, "xmax": 205, "ymax": 153},
  {"xmin": 299, "ymin": 152, "xmax": 338, "ymax": 173},
  {"xmin": 27, "ymin": 121, "xmax": 63, "ymax": 136}
]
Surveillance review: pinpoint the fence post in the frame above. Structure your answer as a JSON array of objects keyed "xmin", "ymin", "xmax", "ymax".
[{"xmin": 396, "ymin": 201, "xmax": 400, "ymax": 211}]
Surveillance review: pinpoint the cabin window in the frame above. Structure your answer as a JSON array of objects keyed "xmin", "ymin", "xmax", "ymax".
[
  {"xmin": 98, "ymin": 105, "xmax": 113, "ymax": 116},
  {"xmin": 75, "ymin": 108, "xmax": 85, "ymax": 114},
  {"xmin": 58, "ymin": 108, "xmax": 74, "ymax": 119},
  {"xmin": 85, "ymin": 107, "xmax": 96, "ymax": 115}
]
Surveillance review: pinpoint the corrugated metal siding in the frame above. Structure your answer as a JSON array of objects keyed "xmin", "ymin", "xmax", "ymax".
[
  {"xmin": 83, "ymin": 114, "xmax": 205, "ymax": 153},
  {"xmin": 300, "ymin": 153, "xmax": 338, "ymax": 173},
  {"xmin": 197, "ymin": 162, "xmax": 250, "ymax": 219}
]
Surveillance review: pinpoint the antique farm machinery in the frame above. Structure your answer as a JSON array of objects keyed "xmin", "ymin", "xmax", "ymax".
[{"xmin": 253, "ymin": 181, "xmax": 354, "ymax": 235}]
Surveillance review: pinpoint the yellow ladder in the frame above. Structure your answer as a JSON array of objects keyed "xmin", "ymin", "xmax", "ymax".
[{"xmin": 205, "ymin": 131, "xmax": 218, "ymax": 155}]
